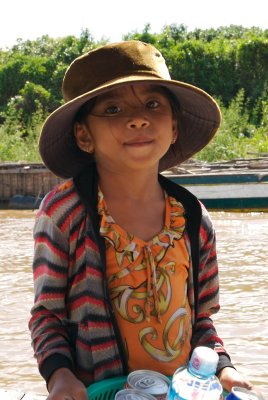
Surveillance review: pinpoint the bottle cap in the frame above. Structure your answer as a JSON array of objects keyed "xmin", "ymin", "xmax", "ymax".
[{"xmin": 188, "ymin": 346, "xmax": 219, "ymax": 377}]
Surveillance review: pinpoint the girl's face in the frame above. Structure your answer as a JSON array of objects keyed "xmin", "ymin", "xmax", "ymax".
[{"xmin": 75, "ymin": 84, "xmax": 177, "ymax": 174}]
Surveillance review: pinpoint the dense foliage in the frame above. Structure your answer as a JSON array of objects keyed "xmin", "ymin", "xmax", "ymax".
[{"xmin": 0, "ymin": 25, "xmax": 267, "ymax": 163}]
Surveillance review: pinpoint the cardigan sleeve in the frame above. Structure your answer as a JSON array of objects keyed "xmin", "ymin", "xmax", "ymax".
[
  {"xmin": 29, "ymin": 203, "xmax": 74, "ymax": 383},
  {"xmin": 190, "ymin": 204, "xmax": 235, "ymax": 374}
]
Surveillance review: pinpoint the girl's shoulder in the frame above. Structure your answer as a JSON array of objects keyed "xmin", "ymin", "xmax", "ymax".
[
  {"xmin": 36, "ymin": 178, "xmax": 86, "ymax": 223},
  {"xmin": 41, "ymin": 178, "xmax": 77, "ymax": 205},
  {"xmin": 199, "ymin": 201, "xmax": 214, "ymax": 230}
]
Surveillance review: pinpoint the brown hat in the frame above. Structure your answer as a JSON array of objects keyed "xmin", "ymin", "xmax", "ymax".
[{"xmin": 39, "ymin": 40, "xmax": 221, "ymax": 178}]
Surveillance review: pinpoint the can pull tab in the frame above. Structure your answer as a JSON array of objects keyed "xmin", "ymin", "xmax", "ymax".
[
  {"xmin": 136, "ymin": 378, "xmax": 155, "ymax": 389},
  {"xmin": 136, "ymin": 378, "xmax": 165, "ymax": 391}
]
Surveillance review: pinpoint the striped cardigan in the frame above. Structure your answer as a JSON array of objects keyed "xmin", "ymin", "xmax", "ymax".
[{"xmin": 29, "ymin": 165, "xmax": 233, "ymax": 387}]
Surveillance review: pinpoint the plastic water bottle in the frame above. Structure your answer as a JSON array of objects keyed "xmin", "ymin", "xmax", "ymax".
[{"xmin": 167, "ymin": 346, "xmax": 223, "ymax": 400}]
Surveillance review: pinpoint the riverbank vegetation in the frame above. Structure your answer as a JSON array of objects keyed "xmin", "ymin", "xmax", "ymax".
[{"xmin": 0, "ymin": 25, "xmax": 267, "ymax": 163}]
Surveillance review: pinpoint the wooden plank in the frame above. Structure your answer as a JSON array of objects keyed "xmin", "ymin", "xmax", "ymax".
[
  {"xmin": 22, "ymin": 393, "xmax": 47, "ymax": 400},
  {"xmin": 0, "ymin": 389, "xmax": 47, "ymax": 400},
  {"xmin": 0, "ymin": 389, "xmax": 24, "ymax": 400}
]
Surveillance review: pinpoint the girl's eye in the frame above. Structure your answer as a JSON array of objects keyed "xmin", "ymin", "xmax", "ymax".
[
  {"xmin": 105, "ymin": 105, "xmax": 121, "ymax": 115},
  {"xmin": 146, "ymin": 100, "xmax": 160, "ymax": 109}
]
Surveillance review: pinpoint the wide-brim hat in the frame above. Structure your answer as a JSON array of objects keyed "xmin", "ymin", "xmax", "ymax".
[{"xmin": 39, "ymin": 40, "xmax": 221, "ymax": 178}]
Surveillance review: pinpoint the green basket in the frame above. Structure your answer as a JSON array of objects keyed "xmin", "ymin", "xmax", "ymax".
[
  {"xmin": 87, "ymin": 376, "xmax": 127, "ymax": 400},
  {"xmin": 87, "ymin": 375, "xmax": 229, "ymax": 400}
]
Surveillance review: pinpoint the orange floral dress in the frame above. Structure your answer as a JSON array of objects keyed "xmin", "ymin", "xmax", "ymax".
[{"xmin": 98, "ymin": 190, "xmax": 192, "ymax": 375}]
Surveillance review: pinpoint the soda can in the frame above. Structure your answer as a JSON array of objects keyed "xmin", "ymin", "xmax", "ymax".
[
  {"xmin": 225, "ymin": 387, "xmax": 261, "ymax": 400},
  {"xmin": 115, "ymin": 388, "xmax": 156, "ymax": 400},
  {"xmin": 125, "ymin": 370, "xmax": 170, "ymax": 400}
]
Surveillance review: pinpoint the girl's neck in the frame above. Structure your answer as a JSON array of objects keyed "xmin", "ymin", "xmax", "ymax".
[
  {"xmin": 97, "ymin": 165, "xmax": 162, "ymax": 203},
  {"xmin": 96, "ymin": 165, "xmax": 166, "ymax": 241}
]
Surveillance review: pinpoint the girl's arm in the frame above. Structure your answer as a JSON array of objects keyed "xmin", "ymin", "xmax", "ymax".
[
  {"xmin": 29, "ymin": 207, "xmax": 74, "ymax": 385},
  {"xmin": 190, "ymin": 205, "xmax": 233, "ymax": 371}
]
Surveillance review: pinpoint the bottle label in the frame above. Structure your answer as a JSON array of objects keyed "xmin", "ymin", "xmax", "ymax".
[{"xmin": 167, "ymin": 371, "xmax": 222, "ymax": 400}]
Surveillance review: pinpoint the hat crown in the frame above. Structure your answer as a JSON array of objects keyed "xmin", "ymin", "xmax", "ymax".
[{"xmin": 63, "ymin": 40, "xmax": 171, "ymax": 102}]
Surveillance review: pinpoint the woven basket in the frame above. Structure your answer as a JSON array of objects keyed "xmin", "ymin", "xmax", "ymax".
[{"xmin": 87, "ymin": 376, "xmax": 127, "ymax": 400}]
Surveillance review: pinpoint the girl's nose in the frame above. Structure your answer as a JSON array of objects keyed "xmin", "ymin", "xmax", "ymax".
[{"xmin": 126, "ymin": 116, "xmax": 150, "ymax": 129}]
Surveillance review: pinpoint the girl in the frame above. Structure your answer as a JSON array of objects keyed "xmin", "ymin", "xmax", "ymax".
[{"xmin": 29, "ymin": 40, "xmax": 259, "ymax": 400}]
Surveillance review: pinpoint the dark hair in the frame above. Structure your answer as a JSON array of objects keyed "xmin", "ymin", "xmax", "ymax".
[
  {"xmin": 74, "ymin": 97, "xmax": 97, "ymax": 123},
  {"xmin": 160, "ymin": 86, "xmax": 181, "ymax": 120}
]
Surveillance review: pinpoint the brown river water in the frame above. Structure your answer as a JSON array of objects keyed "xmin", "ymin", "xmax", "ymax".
[{"xmin": 0, "ymin": 210, "xmax": 267, "ymax": 397}]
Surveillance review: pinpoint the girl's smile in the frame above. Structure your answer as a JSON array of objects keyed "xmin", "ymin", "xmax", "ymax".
[{"xmin": 124, "ymin": 137, "xmax": 154, "ymax": 146}]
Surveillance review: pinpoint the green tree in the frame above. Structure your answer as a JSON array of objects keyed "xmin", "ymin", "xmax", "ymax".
[
  {"xmin": 123, "ymin": 23, "xmax": 157, "ymax": 44},
  {"xmin": 1, "ymin": 26, "xmax": 268, "ymax": 163},
  {"xmin": 236, "ymin": 38, "xmax": 268, "ymax": 105}
]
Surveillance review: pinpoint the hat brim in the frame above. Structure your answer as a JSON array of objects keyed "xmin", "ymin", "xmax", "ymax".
[{"xmin": 39, "ymin": 75, "xmax": 221, "ymax": 178}]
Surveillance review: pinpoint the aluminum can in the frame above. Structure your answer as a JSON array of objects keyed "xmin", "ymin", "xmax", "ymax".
[
  {"xmin": 125, "ymin": 370, "xmax": 170, "ymax": 400},
  {"xmin": 115, "ymin": 388, "xmax": 156, "ymax": 400},
  {"xmin": 225, "ymin": 387, "xmax": 261, "ymax": 400}
]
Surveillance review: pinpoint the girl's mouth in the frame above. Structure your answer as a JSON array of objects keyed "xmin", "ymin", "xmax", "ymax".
[{"xmin": 124, "ymin": 138, "xmax": 154, "ymax": 147}]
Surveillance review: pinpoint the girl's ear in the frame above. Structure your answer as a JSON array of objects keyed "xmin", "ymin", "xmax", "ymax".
[
  {"xmin": 74, "ymin": 122, "xmax": 94, "ymax": 153},
  {"xmin": 171, "ymin": 120, "xmax": 178, "ymax": 144}
]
